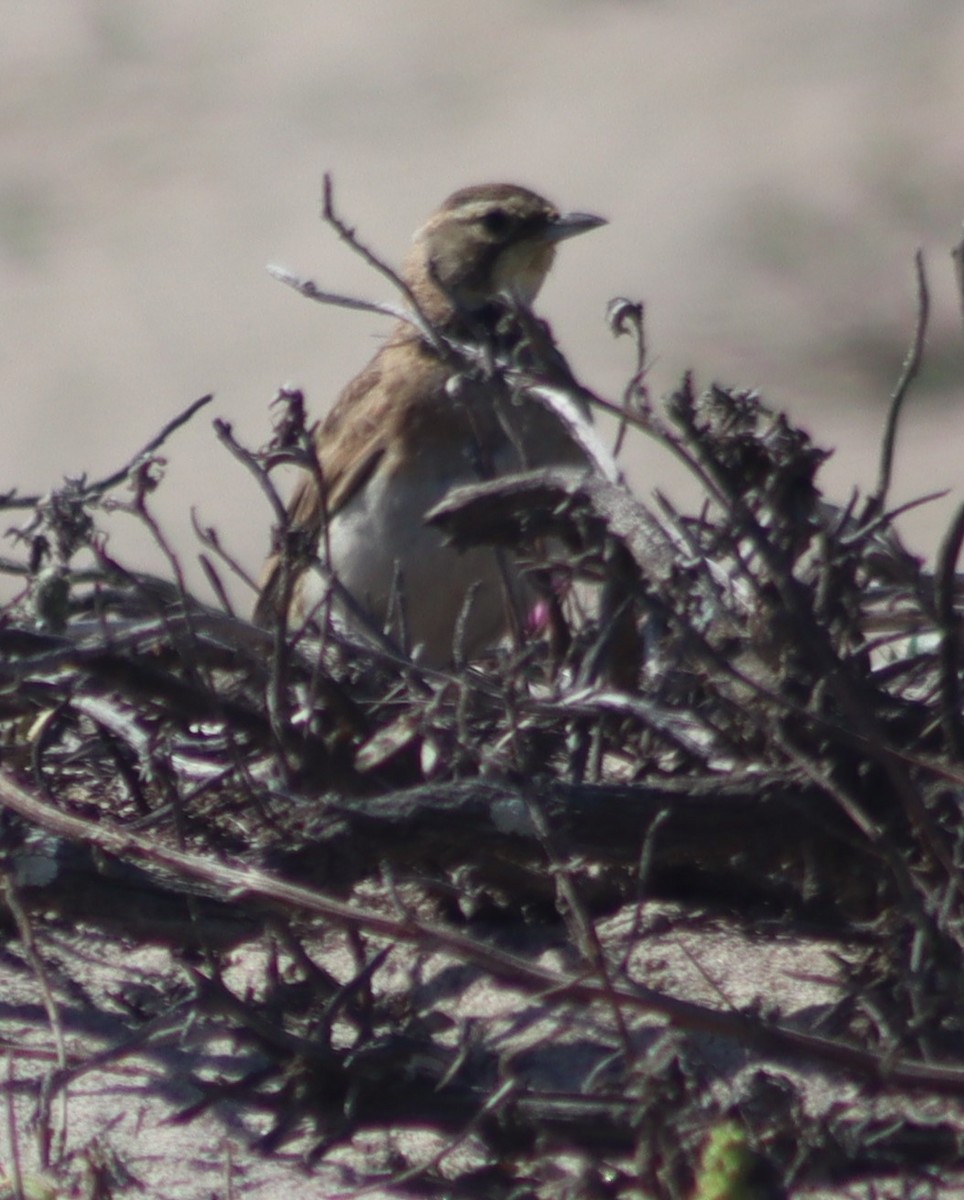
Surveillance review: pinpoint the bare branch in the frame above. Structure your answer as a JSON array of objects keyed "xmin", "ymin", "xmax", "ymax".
[
  {"xmin": 320, "ymin": 171, "xmax": 447, "ymax": 355},
  {"xmin": 266, "ymin": 264, "xmax": 414, "ymax": 327},
  {"xmin": 871, "ymin": 249, "xmax": 929, "ymax": 513}
]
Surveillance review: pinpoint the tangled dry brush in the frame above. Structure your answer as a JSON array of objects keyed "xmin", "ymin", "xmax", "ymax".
[{"xmin": 2, "ymin": 205, "xmax": 964, "ymax": 1198}]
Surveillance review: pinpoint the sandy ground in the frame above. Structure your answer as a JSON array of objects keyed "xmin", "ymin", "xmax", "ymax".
[
  {"xmin": 2, "ymin": 0, "xmax": 964, "ymax": 607},
  {"xmin": 0, "ymin": 902, "xmax": 928, "ymax": 1199}
]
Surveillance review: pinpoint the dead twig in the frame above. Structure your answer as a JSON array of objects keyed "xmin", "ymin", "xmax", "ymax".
[{"xmin": 870, "ymin": 249, "xmax": 929, "ymax": 515}]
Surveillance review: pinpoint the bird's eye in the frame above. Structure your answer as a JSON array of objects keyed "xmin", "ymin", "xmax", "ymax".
[{"xmin": 481, "ymin": 208, "xmax": 512, "ymax": 236}]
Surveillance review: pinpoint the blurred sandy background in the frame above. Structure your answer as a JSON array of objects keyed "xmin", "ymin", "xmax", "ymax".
[{"xmin": 3, "ymin": 0, "xmax": 964, "ymax": 607}]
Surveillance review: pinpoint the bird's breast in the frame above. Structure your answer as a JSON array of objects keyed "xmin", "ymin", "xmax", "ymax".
[{"xmin": 300, "ymin": 446, "xmax": 512, "ymax": 663}]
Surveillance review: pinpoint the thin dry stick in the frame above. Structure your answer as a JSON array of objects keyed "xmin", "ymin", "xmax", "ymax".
[
  {"xmin": 522, "ymin": 790, "xmax": 633, "ymax": 1057},
  {"xmin": 86, "ymin": 394, "xmax": 215, "ymax": 499},
  {"xmin": 222, "ymin": 1139, "xmax": 236, "ymax": 1200},
  {"xmin": 838, "ymin": 489, "xmax": 949, "ymax": 553},
  {"xmin": 213, "ymin": 416, "xmax": 290, "ymax": 527},
  {"xmin": 0, "ymin": 395, "xmax": 214, "ymax": 513},
  {"xmin": 607, "ymin": 296, "xmax": 648, "ymax": 459},
  {"xmin": 872, "ymin": 249, "xmax": 929, "ymax": 512},
  {"xmin": 267, "ymin": 177, "xmax": 447, "ymax": 354},
  {"xmin": 190, "ymin": 508, "xmax": 260, "ymax": 599},
  {"xmin": 3, "ymin": 878, "xmax": 68, "ymax": 1169},
  {"xmin": 618, "ymin": 808, "xmax": 672, "ymax": 975},
  {"xmin": 213, "ymin": 415, "xmax": 304, "ymax": 769},
  {"xmin": 4, "ymin": 1055, "xmax": 25, "ymax": 1200},
  {"xmin": 196, "ymin": 553, "xmax": 237, "ymax": 616},
  {"xmin": 266, "ymin": 265, "xmax": 414, "ymax": 328}
]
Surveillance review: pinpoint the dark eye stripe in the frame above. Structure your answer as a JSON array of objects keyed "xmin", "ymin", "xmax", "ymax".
[{"xmin": 482, "ymin": 208, "xmax": 512, "ymax": 235}]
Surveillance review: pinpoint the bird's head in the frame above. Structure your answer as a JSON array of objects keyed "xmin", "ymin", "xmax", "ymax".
[{"xmin": 404, "ymin": 183, "xmax": 606, "ymax": 324}]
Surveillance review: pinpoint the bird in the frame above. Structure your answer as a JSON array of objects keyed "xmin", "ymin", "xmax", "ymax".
[{"xmin": 256, "ymin": 183, "xmax": 607, "ymax": 666}]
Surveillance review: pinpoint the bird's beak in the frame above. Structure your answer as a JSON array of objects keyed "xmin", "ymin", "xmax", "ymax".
[{"xmin": 544, "ymin": 210, "xmax": 608, "ymax": 243}]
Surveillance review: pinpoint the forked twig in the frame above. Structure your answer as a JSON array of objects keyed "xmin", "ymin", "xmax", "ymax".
[
  {"xmin": 267, "ymin": 174, "xmax": 450, "ymax": 356},
  {"xmin": 320, "ymin": 172, "xmax": 447, "ymax": 356}
]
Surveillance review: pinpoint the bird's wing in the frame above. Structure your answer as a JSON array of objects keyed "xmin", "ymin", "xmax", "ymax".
[
  {"xmin": 254, "ymin": 343, "xmax": 436, "ymax": 624},
  {"xmin": 254, "ymin": 354, "xmax": 390, "ymax": 621}
]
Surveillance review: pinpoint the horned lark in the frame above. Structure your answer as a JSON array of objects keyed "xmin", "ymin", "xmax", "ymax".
[{"xmin": 257, "ymin": 183, "xmax": 606, "ymax": 665}]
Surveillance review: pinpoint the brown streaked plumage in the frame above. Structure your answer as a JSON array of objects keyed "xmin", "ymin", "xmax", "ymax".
[{"xmin": 256, "ymin": 184, "xmax": 606, "ymax": 665}]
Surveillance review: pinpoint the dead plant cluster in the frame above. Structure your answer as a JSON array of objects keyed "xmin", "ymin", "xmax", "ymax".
[{"xmin": 1, "ymin": 201, "xmax": 964, "ymax": 1198}]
